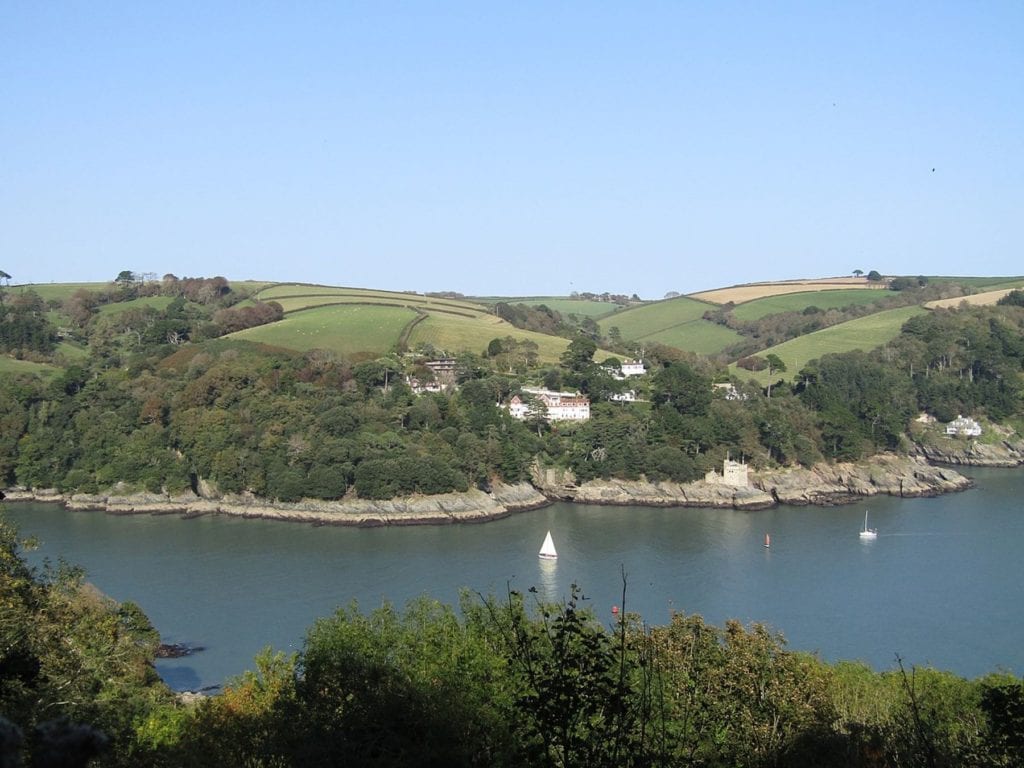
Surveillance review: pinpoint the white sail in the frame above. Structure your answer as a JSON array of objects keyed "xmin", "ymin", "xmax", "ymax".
[{"xmin": 538, "ymin": 530, "xmax": 558, "ymax": 559}]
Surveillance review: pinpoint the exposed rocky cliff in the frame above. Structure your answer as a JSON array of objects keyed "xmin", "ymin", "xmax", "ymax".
[
  {"xmin": 753, "ymin": 454, "xmax": 971, "ymax": 505},
  {"xmin": 913, "ymin": 437, "xmax": 1024, "ymax": 468}
]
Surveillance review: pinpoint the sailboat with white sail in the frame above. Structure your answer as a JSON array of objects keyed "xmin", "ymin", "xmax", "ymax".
[
  {"xmin": 859, "ymin": 510, "xmax": 878, "ymax": 539},
  {"xmin": 538, "ymin": 530, "xmax": 558, "ymax": 560}
]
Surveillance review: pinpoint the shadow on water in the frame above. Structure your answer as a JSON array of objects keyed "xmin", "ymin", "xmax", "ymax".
[{"xmin": 156, "ymin": 664, "xmax": 205, "ymax": 692}]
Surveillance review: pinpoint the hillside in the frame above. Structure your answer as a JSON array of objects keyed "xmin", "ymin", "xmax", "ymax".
[
  {"xmin": 596, "ymin": 296, "xmax": 743, "ymax": 356},
  {"xmin": 471, "ymin": 295, "xmax": 626, "ymax": 318},
  {"xmin": 728, "ymin": 305, "xmax": 928, "ymax": 384},
  {"xmin": 5, "ymin": 273, "xmax": 1023, "ymax": 377},
  {"xmin": 231, "ymin": 283, "xmax": 582, "ymax": 363},
  {"xmin": 690, "ymin": 276, "xmax": 881, "ymax": 304},
  {"xmin": 729, "ymin": 288, "xmax": 892, "ymax": 322}
]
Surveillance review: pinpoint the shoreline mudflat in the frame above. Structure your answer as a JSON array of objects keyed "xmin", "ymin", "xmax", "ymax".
[{"xmin": 2, "ymin": 453, "xmax": 978, "ymax": 527}]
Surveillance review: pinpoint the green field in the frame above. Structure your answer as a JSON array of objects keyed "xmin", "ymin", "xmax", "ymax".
[
  {"xmin": 12, "ymin": 283, "xmax": 107, "ymax": 301},
  {"xmin": 962, "ymin": 279, "xmax": 1024, "ymax": 293},
  {"xmin": 230, "ymin": 304, "xmax": 418, "ymax": 359},
  {"xmin": 640, "ymin": 322, "xmax": 745, "ymax": 356},
  {"xmin": 597, "ymin": 296, "xmax": 742, "ymax": 354},
  {"xmin": 234, "ymin": 280, "xmax": 276, "ymax": 294},
  {"xmin": 730, "ymin": 289, "xmax": 891, "ymax": 322},
  {"xmin": 230, "ymin": 294, "xmax": 579, "ymax": 363},
  {"xmin": 730, "ymin": 305, "xmax": 927, "ymax": 385},
  {"xmin": 599, "ymin": 296, "xmax": 711, "ymax": 336},
  {"xmin": 0, "ymin": 356, "xmax": 60, "ymax": 377},
  {"xmin": 927, "ymin": 276, "xmax": 1024, "ymax": 289},
  {"xmin": 55, "ymin": 341, "xmax": 90, "ymax": 361},
  {"xmin": 406, "ymin": 312, "xmax": 573, "ymax": 363},
  {"xmin": 266, "ymin": 294, "xmax": 478, "ymax": 318},
  {"xmin": 473, "ymin": 296, "xmax": 626, "ymax": 318},
  {"xmin": 235, "ymin": 282, "xmax": 590, "ymax": 361},
  {"xmin": 255, "ymin": 284, "xmax": 486, "ymax": 315}
]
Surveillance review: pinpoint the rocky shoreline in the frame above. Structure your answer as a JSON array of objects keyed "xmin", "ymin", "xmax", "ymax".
[
  {"xmin": 533, "ymin": 453, "xmax": 973, "ymax": 509},
  {"xmin": 1, "ymin": 482, "xmax": 552, "ymax": 527},
  {"xmin": 2, "ymin": 452, "xmax": 983, "ymax": 526},
  {"xmin": 913, "ymin": 436, "xmax": 1024, "ymax": 468}
]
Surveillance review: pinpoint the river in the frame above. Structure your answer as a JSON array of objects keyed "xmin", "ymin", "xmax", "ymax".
[{"xmin": 4, "ymin": 466, "xmax": 1022, "ymax": 690}]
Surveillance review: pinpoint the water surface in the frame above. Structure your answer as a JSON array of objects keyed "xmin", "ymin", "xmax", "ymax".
[{"xmin": 6, "ymin": 466, "xmax": 1022, "ymax": 690}]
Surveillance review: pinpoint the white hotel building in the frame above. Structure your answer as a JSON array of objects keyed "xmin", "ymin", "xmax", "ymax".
[{"xmin": 508, "ymin": 388, "xmax": 591, "ymax": 421}]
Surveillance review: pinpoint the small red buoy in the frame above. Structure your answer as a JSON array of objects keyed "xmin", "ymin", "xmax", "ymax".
[{"xmin": 611, "ymin": 605, "xmax": 619, "ymax": 615}]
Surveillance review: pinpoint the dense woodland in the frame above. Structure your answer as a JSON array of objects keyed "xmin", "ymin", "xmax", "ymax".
[{"xmin": 0, "ymin": 278, "xmax": 1023, "ymax": 501}]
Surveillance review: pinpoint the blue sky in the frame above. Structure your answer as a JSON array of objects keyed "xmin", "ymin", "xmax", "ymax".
[{"xmin": 2, "ymin": 2, "xmax": 1021, "ymax": 298}]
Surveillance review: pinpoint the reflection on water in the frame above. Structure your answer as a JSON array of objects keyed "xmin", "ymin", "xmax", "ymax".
[
  {"xmin": 5, "ymin": 466, "xmax": 1024, "ymax": 689},
  {"xmin": 537, "ymin": 557, "xmax": 559, "ymax": 604}
]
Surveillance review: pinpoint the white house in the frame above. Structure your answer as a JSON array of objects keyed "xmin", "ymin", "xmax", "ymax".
[
  {"xmin": 945, "ymin": 415, "xmax": 982, "ymax": 437},
  {"xmin": 508, "ymin": 388, "xmax": 590, "ymax": 421},
  {"xmin": 605, "ymin": 359, "xmax": 647, "ymax": 380},
  {"xmin": 620, "ymin": 359, "xmax": 646, "ymax": 377},
  {"xmin": 405, "ymin": 376, "xmax": 443, "ymax": 395},
  {"xmin": 713, "ymin": 382, "xmax": 747, "ymax": 401},
  {"xmin": 610, "ymin": 390, "xmax": 637, "ymax": 402}
]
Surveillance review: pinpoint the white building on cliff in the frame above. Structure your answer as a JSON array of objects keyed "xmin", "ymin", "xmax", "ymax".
[{"xmin": 508, "ymin": 388, "xmax": 590, "ymax": 422}]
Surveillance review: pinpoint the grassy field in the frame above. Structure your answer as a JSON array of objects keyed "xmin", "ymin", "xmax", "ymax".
[
  {"xmin": 599, "ymin": 296, "xmax": 712, "ymax": 336},
  {"xmin": 55, "ymin": 341, "xmax": 90, "ymax": 361},
  {"xmin": 691, "ymin": 277, "xmax": 878, "ymax": 304},
  {"xmin": 730, "ymin": 289, "xmax": 892, "ymax": 322},
  {"xmin": 231, "ymin": 288, "xmax": 580, "ymax": 362},
  {"xmin": 12, "ymin": 283, "xmax": 107, "ymax": 301},
  {"xmin": 472, "ymin": 296, "xmax": 625, "ymax": 317},
  {"xmin": 234, "ymin": 280, "xmax": 276, "ymax": 294},
  {"xmin": 254, "ymin": 284, "xmax": 486, "ymax": 315},
  {"xmin": 230, "ymin": 304, "xmax": 418, "ymax": 359},
  {"xmin": 639, "ymin": 321, "xmax": 745, "ymax": 356},
  {"xmin": 926, "ymin": 285, "xmax": 1024, "ymax": 309},
  {"xmin": 0, "ymin": 356, "xmax": 60, "ymax": 377},
  {"xmin": 407, "ymin": 312, "xmax": 574, "ymax": 363},
  {"xmin": 730, "ymin": 305, "xmax": 927, "ymax": 385},
  {"xmin": 267, "ymin": 294, "xmax": 478, "ymax": 317},
  {"xmin": 927, "ymin": 276, "xmax": 1024, "ymax": 289},
  {"xmin": 597, "ymin": 296, "xmax": 742, "ymax": 354},
  {"xmin": 975, "ymin": 279, "xmax": 1024, "ymax": 292}
]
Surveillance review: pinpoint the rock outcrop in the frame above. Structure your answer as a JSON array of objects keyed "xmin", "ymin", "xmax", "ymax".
[
  {"xmin": 753, "ymin": 454, "xmax": 972, "ymax": 505},
  {"xmin": 562, "ymin": 477, "xmax": 775, "ymax": 510},
  {"xmin": 4, "ymin": 482, "xmax": 549, "ymax": 527},
  {"xmin": 531, "ymin": 454, "xmax": 970, "ymax": 510},
  {"xmin": 913, "ymin": 438, "xmax": 1024, "ymax": 468}
]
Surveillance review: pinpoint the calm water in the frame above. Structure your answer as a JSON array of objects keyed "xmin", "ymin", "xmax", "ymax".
[{"xmin": 5, "ymin": 467, "xmax": 1023, "ymax": 690}]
